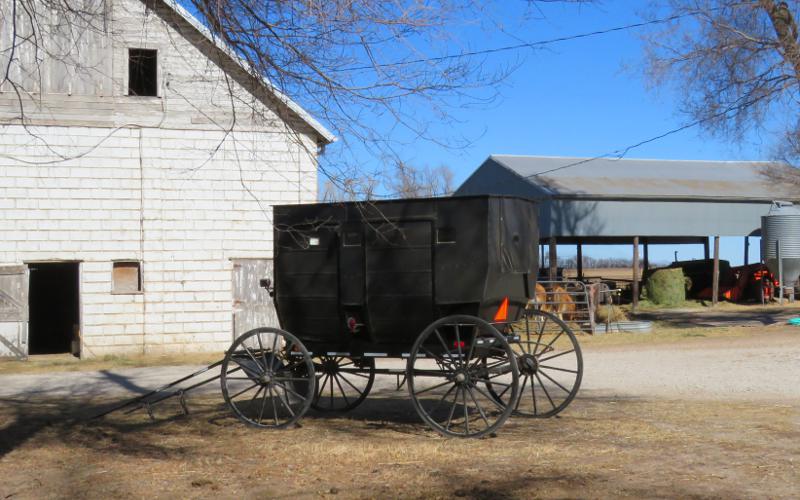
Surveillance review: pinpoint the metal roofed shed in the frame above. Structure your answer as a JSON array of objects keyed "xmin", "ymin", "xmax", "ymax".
[
  {"xmin": 457, "ymin": 155, "xmax": 799, "ymax": 241},
  {"xmin": 456, "ymin": 155, "xmax": 800, "ymax": 307}
]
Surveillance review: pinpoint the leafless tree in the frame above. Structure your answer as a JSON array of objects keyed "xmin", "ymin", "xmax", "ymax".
[
  {"xmin": 1, "ymin": 0, "xmax": 585, "ymax": 199},
  {"xmin": 640, "ymin": 1, "xmax": 800, "ymax": 183},
  {"xmin": 383, "ymin": 161, "xmax": 455, "ymax": 198}
]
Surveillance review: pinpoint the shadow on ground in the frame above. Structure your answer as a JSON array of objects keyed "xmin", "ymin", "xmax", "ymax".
[{"xmin": 1, "ymin": 383, "xmax": 798, "ymax": 499}]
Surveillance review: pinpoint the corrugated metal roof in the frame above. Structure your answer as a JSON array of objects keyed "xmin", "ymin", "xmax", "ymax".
[{"xmin": 489, "ymin": 155, "xmax": 798, "ymax": 200}]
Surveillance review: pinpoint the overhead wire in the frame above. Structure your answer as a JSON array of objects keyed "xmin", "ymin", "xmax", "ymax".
[
  {"xmin": 334, "ymin": 9, "xmax": 710, "ymax": 72},
  {"xmin": 525, "ymin": 92, "xmax": 774, "ymax": 178}
]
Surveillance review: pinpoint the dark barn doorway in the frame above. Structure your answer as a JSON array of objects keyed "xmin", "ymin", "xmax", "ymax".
[{"xmin": 28, "ymin": 262, "xmax": 80, "ymax": 356}]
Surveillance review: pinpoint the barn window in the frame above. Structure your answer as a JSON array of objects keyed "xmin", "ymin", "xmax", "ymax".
[
  {"xmin": 128, "ymin": 49, "xmax": 158, "ymax": 96},
  {"xmin": 112, "ymin": 261, "xmax": 142, "ymax": 293}
]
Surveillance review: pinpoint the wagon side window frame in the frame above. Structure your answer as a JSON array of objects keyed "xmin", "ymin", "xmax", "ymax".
[{"xmin": 436, "ymin": 227, "xmax": 456, "ymax": 244}]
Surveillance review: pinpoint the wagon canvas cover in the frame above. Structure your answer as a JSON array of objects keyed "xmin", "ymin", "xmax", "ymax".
[{"xmin": 273, "ymin": 195, "xmax": 538, "ymax": 354}]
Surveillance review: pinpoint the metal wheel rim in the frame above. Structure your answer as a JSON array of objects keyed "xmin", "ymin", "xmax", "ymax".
[
  {"xmin": 407, "ymin": 315, "xmax": 519, "ymax": 438},
  {"xmin": 311, "ymin": 356, "xmax": 375, "ymax": 412},
  {"xmin": 220, "ymin": 327, "xmax": 315, "ymax": 429},
  {"xmin": 492, "ymin": 309, "xmax": 583, "ymax": 418}
]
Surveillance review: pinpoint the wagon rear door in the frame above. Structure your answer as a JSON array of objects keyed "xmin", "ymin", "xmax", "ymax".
[
  {"xmin": 365, "ymin": 221, "xmax": 433, "ymax": 344},
  {"xmin": 0, "ymin": 265, "xmax": 29, "ymax": 359}
]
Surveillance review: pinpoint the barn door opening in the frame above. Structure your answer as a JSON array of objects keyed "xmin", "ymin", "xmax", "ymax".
[{"xmin": 28, "ymin": 262, "xmax": 80, "ymax": 356}]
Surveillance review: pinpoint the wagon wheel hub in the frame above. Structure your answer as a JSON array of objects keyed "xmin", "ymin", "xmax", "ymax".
[
  {"xmin": 519, "ymin": 354, "xmax": 538, "ymax": 375},
  {"xmin": 260, "ymin": 373, "xmax": 273, "ymax": 384},
  {"xmin": 322, "ymin": 358, "xmax": 340, "ymax": 375},
  {"xmin": 454, "ymin": 370, "xmax": 470, "ymax": 385}
]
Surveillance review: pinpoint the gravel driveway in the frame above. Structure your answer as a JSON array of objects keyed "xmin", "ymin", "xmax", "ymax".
[{"xmin": 1, "ymin": 331, "xmax": 798, "ymax": 403}]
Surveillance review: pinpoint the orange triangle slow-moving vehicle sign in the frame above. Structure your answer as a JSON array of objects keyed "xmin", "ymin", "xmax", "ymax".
[{"xmin": 493, "ymin": 296, "xmax": 509, "ymax": 322}]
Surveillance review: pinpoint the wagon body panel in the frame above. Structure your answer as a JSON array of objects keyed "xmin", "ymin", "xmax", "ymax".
[{"xmin": 273, "ymin": 195, "xmax": 538, "ymax": 354}]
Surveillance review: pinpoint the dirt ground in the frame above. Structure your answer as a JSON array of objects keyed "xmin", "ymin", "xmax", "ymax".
[
  {"xmin": 1, "ymin": 318, "xmax": 799, "ymax": 499},
  {"xmin": 0, "ymin": 392, "xmax": 797, "ymax": 499}
]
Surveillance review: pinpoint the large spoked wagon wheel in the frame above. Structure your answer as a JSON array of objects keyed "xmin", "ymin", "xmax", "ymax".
[
  {"xmin": 221, "ymin": 327, "xmax": 315, "ymax": 429},
  {"xmin": 489, "ymin": 309, "xmax": 582, "ymax": 418},
  {"xmin": 407, "ymin": 315, "xmax": 519, "ymax": 438},
  {"xmin": 312, "ymin": 356, "xmax": 376, "ymax": 412}
]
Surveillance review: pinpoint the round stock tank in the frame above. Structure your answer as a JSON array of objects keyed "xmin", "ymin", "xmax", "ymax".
[{"xmin": 761, "ymin": 201, "xmax": 800, "ymax": 286}]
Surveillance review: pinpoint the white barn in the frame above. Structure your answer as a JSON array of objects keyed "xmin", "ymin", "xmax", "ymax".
[{"xmin": 0, "ymin": 0, "xmax": 334, "ymax": 358}]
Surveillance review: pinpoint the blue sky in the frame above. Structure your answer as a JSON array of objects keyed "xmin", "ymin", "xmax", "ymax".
[{"xmin": 322, "ymin": 2, "xmax": 773, "ymax": 267}]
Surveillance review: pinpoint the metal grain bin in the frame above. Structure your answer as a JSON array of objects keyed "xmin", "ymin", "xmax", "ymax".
[{"xmin": 761, "ymin": 201, "xmax": 800, "ymax": 286}]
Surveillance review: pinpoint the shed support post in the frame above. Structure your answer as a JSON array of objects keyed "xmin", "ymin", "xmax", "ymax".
[
  {"xmin": 704, "ymin": 238, "xmax": 710, "ymax": 260},
  {"xmin": 712, "ymin": 236, "xmax": 720, "ymax": 306},
  {"xmin": 643, "ymin": 239, "xmax": 650, "ymax": 277},
  {"xmin": 540, "ymin": 244, "xmax": 545, "ymax": 274},
  {"xmin": 549, "ymin": 237, "xmax": 558, "ymax": 281},
  {"xmin": 577, "ymin": 243, "xmax": 583, "ymax": 281},
  {"xmin": 744, "ymin": 236, "xmax": 749, "ymax": 266},
  {"xmin": 778, "ymin": 240, "xmax": 784, "ymax": 305},
  {"xmin": 632, "ymin": 236, "xmax": 640, "ymax": 312}
]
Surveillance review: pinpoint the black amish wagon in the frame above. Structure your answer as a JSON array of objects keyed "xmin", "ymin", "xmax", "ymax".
[{"xmin": 220, "ymin": 195, "xmax": 583, "ymax": 437}]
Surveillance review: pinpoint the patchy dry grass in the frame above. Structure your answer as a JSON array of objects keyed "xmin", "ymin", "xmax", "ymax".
[{"xmin": 0, "ymin": 393, "xmax": 797, "ymax": 499}]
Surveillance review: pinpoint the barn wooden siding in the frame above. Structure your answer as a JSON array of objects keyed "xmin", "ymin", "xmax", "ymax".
[{"xmin": 0, "ymin": 0, "xmax": 320, "ymax": 356}]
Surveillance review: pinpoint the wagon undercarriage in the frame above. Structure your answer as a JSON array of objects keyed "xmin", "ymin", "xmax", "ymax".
[{"xmin": 218, "ymin": 310, "xmax": 582, "ymax": 438}]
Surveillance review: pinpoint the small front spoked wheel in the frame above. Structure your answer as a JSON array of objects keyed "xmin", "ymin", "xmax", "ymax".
[
  {"xmin": 499, "ymin": 309, "xmax": 583, "ymax": 418},
  {"xmin": 407, "ymin": 315, "xmax": 519, "ymax": 438},
  {"xmin": 312, "ymin": 356, "xmax": 375, "ymax": 412},
  {"xmin": 221, "ymin": 327, "xmax": 315, "ymax": 429}
]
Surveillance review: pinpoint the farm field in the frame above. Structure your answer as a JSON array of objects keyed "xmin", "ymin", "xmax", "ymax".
[{"xmin": 1, "ymin": 322, "xmax": 799, "ymax": 499}]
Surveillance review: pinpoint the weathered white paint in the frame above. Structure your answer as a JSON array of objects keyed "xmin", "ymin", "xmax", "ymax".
[{"xmin": 0, "ymin": 0, "xmax": 324, "ymax": 356}]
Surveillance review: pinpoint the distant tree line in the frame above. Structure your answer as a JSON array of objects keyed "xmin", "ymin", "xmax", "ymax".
[{"xmin": 545, "ymin": 255, "xmax": 667, "ymax": 269}]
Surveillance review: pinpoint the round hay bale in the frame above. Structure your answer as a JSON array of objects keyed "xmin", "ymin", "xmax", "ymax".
[{"xmin": 645, "ymin": 268, "xmax": 686, "ymax": 306}]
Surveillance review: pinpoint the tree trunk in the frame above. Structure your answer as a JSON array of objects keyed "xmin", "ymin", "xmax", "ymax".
[{"xmin": 760, "ymin": 0, "xmax": 800, "ymax": 82}]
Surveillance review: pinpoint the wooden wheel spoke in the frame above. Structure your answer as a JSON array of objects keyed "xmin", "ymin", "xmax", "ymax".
[
  {"xmin": 537, "ymin": 368, "xmax": 573, "ymax": 394},
  {"xmin": 514, "ymin": 375, "xmax": 529, "ymax": 411},
  {"xmin": 229, "ymin": 382, "xmax": 259, "ymax": 401},
  {"xmin": 466, "ymin": 386, "xmax": 490, "ymax": 428},
  {"xmin": 268, "ymin": 384, "xmax": 279, "ymax": 425},
  {"xmin": 463, "ymin": 386, "xmax": 469, "ymax": 435},
  {"xmin": 538, "ymin": 364, "xmax": 578, "ymax": 374},
  {"xmin": 247, "ymin": 385, "xmax": 265, "ymax": 413},
  {"xmin": 428, "ymin": 383, "xmax": 458, "ymax": 417},
  {"xmin": 434, "ymin": 329, "xmax": 459, "ymax": 366},
  {"xmin": 535, "ymin": 372, "xmax": 557, "ymax": 410},
  {"xmin": 333, "ymin": 374, "xmax": 351, "ymax": 406},
  {"xmin": 414, "ymin": 379, "xmax": 454, "ymax": 396},
  {"xmin": 455, "ymin": 324, "xmax": 464, "ymax": 367},
  {"xmin": 242, "ymin": 345, "xmax": 264, "ymax": 373},
  {"xmin": 538, "ymin": 349, "xmax": 576, "ymax": 363},
  {"xmin": 471, "ymin": 384, "xmax": 507, "ymax": 412},
  {"xmin": 422, "ymin": 345, "xmax": 456, "ymax": 370},
  {"xmin": 272, "ymin": 383, "xmax": 297, "ymax": 418},
  {"xmin": 316, "ymin": 373, "xmax": 330, "ymax": 402},
  {"xmin": 256, "ymin": 386, "xmax": 269, "ymax": 424},
  {"xmin": 444, "ymin": 386, "xmax": 462, "ymax": 432}
]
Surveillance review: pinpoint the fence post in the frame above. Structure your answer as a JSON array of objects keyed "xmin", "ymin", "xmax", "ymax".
[
  {"xmin": 712, "ymin": 236, "xmax": 720, "ymax": 306},
  {"xmin": 632, "ymin": 236, "xmax": 640, "ymax": 312}
]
